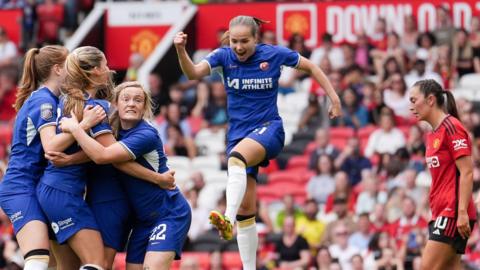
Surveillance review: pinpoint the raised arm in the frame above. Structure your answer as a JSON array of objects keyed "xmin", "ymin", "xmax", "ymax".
[
  {"xmin": 174, "ymin": 32, "xmax": 210, "ymax": 80},
  {"xmin": 296, "ymin": 56, "xmax": 342, "ymax": 119}
]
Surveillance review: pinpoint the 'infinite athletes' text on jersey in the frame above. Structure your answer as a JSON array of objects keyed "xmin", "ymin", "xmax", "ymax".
[{"xmin": 203, "ymin": 44, "xmax": 300, "ymax": 141}]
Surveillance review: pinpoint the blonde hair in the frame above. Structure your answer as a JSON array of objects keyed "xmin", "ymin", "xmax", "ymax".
[
  {"xmin": 15, "ymin": 45, "xmax": 68, "ymax": 111},
  {"xmin": 63, "ymin": 46, "xmax": 114, "ymax": 119},
  {"xmin": 110, "ymin": 81, "xmax": 154, "ymax": 136}
]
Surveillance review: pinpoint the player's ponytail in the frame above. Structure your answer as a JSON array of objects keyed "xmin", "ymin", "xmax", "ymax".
[
  {"xmin": 444, "ymin": 90, "xmax": 459, "ymax": 119},
  {"xmin": 413, "ymin": 79, "xmax": 459, "ymax": 119},
  {"xmin": 15, "ymin": 46, "xmax": 68, "ymax": 111},
  {"xmin": 220, "ymin": 30, "xmax": 230, "ymax": 47}
]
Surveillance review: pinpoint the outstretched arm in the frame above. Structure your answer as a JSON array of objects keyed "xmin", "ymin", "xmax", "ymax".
[
  {"xmin": 296, "ymin": 56, "xmax": 342, "ymax": 119},
  {"xmin": 174, "ymin": 32, "xmax": 210, "ymax": 80}
]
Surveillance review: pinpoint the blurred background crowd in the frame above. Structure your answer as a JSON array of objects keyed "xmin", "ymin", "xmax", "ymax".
[{"xmin": 0, "ymin": 0, "xmax": 479, "ymax": 270}]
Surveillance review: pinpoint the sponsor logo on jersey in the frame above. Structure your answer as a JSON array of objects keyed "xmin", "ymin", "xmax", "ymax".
[
  {"xmin": 260, "ymin": 62, "xmax": 269, "ymax": 71},
  {"xmin": 41, "ymin": 103, "xmax": 53, "ymax": 120},
  {"xmin": 52, "ymin": 217, "xmax": 75, "ymax": 233},
  {"xmin": 452, "ymin": 139, "xmax": 467, "ymax": 151},
  {"xmin": 51, "ymin": 222, "xmax": 59, "ymax": 234},
  {"xmin": 10, "ymin": 211, "xmax": 23, "ymax": 223},
  {"xmin": 426, "ymin": 156, "xmax": 440, "ymax": 168},
  {"xmin": 433, "ymin": 229, "xmax": 441, "ymax": 235},
  {"xmin": 433, "ymin": 138, "xmax": 440, "ymax": 149},
  {"xmin": 226, "ymin": 77, "xmax": 274, "ymax": 90}
]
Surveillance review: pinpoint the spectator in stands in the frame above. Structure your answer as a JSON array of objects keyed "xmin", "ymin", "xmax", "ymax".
[
  {"xmin": 310, "ymin": 33, "xmax": 345, "ymax": 70},
  {"xmin": 168, "ymin": 82, "xmax": 193, "ymax": 118},
  {"xmin": 203, "ymin": 78, "xmax": 228, "ymax": 127},
  {"xmin": 370, "ymin": 18, "xmax": 388, "ymax": 50},
  {"xmin": 274, "ymin": 215, "xmax": 311, "ymax": 269},
  {"xmin": 308, "ymin": 128, "xmax": 340, "ymax": 170},
  {"xmin": 355, "ymin": 173, "xmax": 387, "ymax": 215},
  {"xmin": 351, "ymin": 254, "xmax": 364, "ymax": 270},
  {"xmin": 434, "ymin": 5, "xmax": 455, "ymax": 48},
  {"xmin": 416, "ymin": 32, "xmax": 438, "ymax": 73},
  {"xmin": 331, "ymin": 88, "xmax": 369, "ymax": 129},
  {"xmin": 324, "ymin": 172, "xmax": 356, "ymax": 215},
  {"xmin": 379, "ymin": 57, "xmax": 403, "ymax": 90},
  {"xmin": 328, "ymin": 221, "xmax": 360, "ymax": 270},
  {"xmin": 354, "ymin": 31, "xmax": 374, "ymax": 73},
  {"xmin": 296, "ymin": 199, "xmax": 326, "ymax": 251},
  {"xmin": 400, "ymin": 14, "xmax": 419, "ymax": 59},
  {"xmin": 0, "ymin": 66, "xmax": 18, "ymax": 122},
  {"xmin": 185, "ymin": 188, "xmax": 210, "ymax": 242},
  {"xmin": 405, "ymin": 59, "xmax": 443, "ymax": 88},
  {"xmin": 370, "ymin": 203, "xmax": 390, "ymax": 233},
  {"xmin": 307, "ymin": 154, "xmax": 335, "ymax": 204},
  {"xmin": 371, "ymin": 32, "xmax": 406, "ymax": 76},
  {"xmin": 334, "ymin": 137, "xmax": 372, "ymax": 186},
  {"xmin": 124, "ymin": 53, "xmax": 144, "ymax": 81},
  {"xmin": 364, "ymin": 110, "xmax": 406, "ymax": 158},
  {"xmin": 341, "ymin": 43, "xmax": 357, "ymax": 71},
  {"xmin": 388, "ymin": 196, "xmax": 428, "ymax": 247},
  {"xmin": 209, "ymin": 250, "xmax": 223, "ymax": 270},
  {"xmin": 36, "ymin": 0, "xmax": 64, "ymax": 45},
  {"xmin": 158, "ymin": 102, "xmax": 193, "ymax": 145},
  {"xmin": 452, "ymin": 28, "xmax": 475, "ymax": 78},
  {"xmin": 375, "ymin": 247, "xmax": 405, "ymax": 270},
  {"xmin": 405, "ymin": 125, "xmax": 426, "ymax": 159},
  {"xmin": 343, "ymin": 64, "xmax": 366, "ymax": 95},
  {"xmin": 312, "ymin": 245, "xmax": 332, "ymax": 270},
  {"xmin": 260, "ymin": 30, "xmax": 276, "ymax": 45},
  {"xmin": 275, "ymin": 194, "xmax": 304, "ymax": 231},
  {"xmin": 383, "ymin": 72, "xmax": 410, "ymax": 118},
  {"xmin": 289, "ymin": 33, "xmax": 311, "ymax": 59},
  {"xmin": 165, "ymin": 123, "xmax": 196, "ymax": 159},
  {"xmin": 21, "ymin": 0, "xmax": 37, "ymax": 50},
  {"xmin": 349, "ymin": 213, "xmax": 373, "ymax": 252},
  {"xmin": 148, "ymin": 72, "xmax": 168, "ymax": 116},
  {"xmin": 0, "ymin": 27, "xmax": 17, "ymax": 68},
  {"xmin": 322, "ymin": 197, "xmax": 357, "ymax": 245}
]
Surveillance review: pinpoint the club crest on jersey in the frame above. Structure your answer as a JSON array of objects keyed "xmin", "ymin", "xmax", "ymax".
[
  {"xmin": 41, "ymin": 103, "xmax": 53, "ymax": 120},
  {"xmin": 433, "ymin": 138, "xmax": 440, "ymax": 149},
  {"xmin": 426, "ymin": 156, "xmax": 440, "ymax": 168},
  {"xmin": 259, "ymin": 62, "xmax": 269, "ymax": 71}
]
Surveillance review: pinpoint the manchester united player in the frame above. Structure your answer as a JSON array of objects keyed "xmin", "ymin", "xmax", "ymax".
[{"xmin": 409, "ymin": 79, "xmax": 476, "ymax": 270}]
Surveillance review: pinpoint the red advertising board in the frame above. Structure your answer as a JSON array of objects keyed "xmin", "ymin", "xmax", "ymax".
[
  {"xmin": 0, "ymin": 9, "xmax": 22, "ymax": 46},
  {"xmin": 196, "ymin": 0, "xmax": 480, "ymax": 49}
]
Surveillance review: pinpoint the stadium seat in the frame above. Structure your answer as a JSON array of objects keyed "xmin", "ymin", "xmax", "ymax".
[
  {"xmin": 329, "ymin": 126, "xmax": 355, "ymax": 139},
  {"xmin": 330, "ymin": 137, "xmax": 348, "ymax": 151},
  {"xmin": 167, "ymin": 156, "xmax": 191, "ymax": 172},
  {"xmin": 222, "ymin": 252, "xmax": 242, "ymax": 269},
  {"xmin": 257, "ymin": 185, "xmax": 280, "ymax": 203},
  {"xmin": 304, "ymin": 141, "xmax": 317, "ymax": 156},
  {"xmin": 458, "ymin": 73, "xmax": 480, "ymax": 89},
  {"xmin": 192, "ymin": 155, "xmax": 221, "ymax": 172},
  {"xmin": 358, "ymin": 125, "xmax": 377, "ymax": 140},
  {"xmin": 286, "ymin": 155, "xmax": 309, "ymax": 170},
  {"xmin": 171, "ymin": 252, "xmax": 210, "ymax": 270},
  {"xmin": 268, "ymin": 170, "xmax": 303, "ymax": 184}
]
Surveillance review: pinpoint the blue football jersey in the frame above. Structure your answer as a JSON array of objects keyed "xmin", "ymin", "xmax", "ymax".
[
  {"xmin": 117, "ymin": 120, "xmax": 179, "ymax": 222},
  {"xmin": 40, "ymin": 96, "xmax": 112, "ymax": 195},
  {"xmin": 0, "ymin": 87, "xmax": 58, "ymax": 194},
  {"xmin": 203, "ymin": 44, "xmax": 300, "ymax": 141}
]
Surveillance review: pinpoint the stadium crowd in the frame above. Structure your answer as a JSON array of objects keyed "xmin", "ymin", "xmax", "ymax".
[{"xmin": 0, "ymin": 1, "xmax": 480, "ymax": 270}]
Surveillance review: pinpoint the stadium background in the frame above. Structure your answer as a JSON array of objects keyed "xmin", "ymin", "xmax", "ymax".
[{"xmin": 0, "ymin": 0, "xmax": 480, "ymax": 269}]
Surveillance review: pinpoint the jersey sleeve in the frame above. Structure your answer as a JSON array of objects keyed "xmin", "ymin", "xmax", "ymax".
[
  {"xmin": 88, "ymin": 99, "xmax": 112, "ymax": 138},
  {"xmin": 276, "ymin": 45, "xmax": 301, "ymax": 68},
  {"xmin": 118, "ymin": 127, "xmax": 158, "ymax": 160},
  {"xmin": 202, "ymin": 47, "xmax": 227, "ymax": 74},
  {"xmin": 28, "ymin": 96, "xmax": 58, "ymax": 131},
  {"xmin": 446, "ymin": 123, "xmax": 472, "ymax": 160}
]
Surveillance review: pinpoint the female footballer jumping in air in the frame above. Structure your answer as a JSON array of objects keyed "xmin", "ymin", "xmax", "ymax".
[
  {"xmin": 174, "ymin": 15, "xmax": 341, "ymax": 269},
  {"xmin": 409, "ymin": 79, "xmax": 476, "ymax": 270},
  {"xmin": 0, "ymin": 45, "xmax": 105, "ymax": 270}
]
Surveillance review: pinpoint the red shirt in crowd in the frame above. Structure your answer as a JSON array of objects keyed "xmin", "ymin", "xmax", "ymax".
[
  {"xmin": 425, "ymin": 115, "xmax": 476, "ymax": 221},
  {"xmin": 0, "ymin": 87, "xmax": 16, "ymax": 122}
]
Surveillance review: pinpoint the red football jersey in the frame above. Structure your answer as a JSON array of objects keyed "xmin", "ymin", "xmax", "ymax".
[{"xmin": 425, "ymin": 115, "xmax": 476, "ymax": 221}]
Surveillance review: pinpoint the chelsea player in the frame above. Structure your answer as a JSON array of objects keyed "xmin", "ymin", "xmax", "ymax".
[{"xmin": 174, "ymin": 15, "xmax": 342, "ymax": 269}]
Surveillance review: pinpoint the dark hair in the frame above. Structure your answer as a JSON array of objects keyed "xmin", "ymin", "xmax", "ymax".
[
  {"xmin": 416, "ymin": 31, "xmax": 436, "ymax": 47},
  {"xmin": 413, "ymin": 79, "xmax": 459, "ymax": 118},
  {"xmin": 220, "ymin": 15, "xmax": 269, "ymax": 46}
]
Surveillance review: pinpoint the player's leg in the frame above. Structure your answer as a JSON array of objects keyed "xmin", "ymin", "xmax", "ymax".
[
  {"xmin": 143, "ymin": 251, "xmax": 175, "ymax": 270},
  {"xmin": 210, "ymin": 137, "xmax": 266, "ymax": 240},
  {"xmin": 50, "ymin": 241, "xmax": 81, "ymax": 270},
  {"xmin": 16, "ymin": 221, "xmax": 50, "ymax": 270},
  {"xmin": 236, "ymin": 175, "xmax": 258, "ymax": 270},
  {"xmin": 420, "ymin": 240, "xmax": 457, "ymax": 270},
  {"xmin": 68, "ymin": 229, "xmax": 106, "ymax": 269},
  {"xmin": 104, "ymin": 247, "xmax": 117, "ymax": 270}
]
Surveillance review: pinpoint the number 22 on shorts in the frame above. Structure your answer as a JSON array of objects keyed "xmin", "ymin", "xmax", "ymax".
[{"xmin": 149, "ymin": 224, "xmax": 167, "ymax": 241}]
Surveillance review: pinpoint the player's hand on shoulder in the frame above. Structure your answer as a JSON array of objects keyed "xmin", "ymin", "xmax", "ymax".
[
  {"xmin": 81, "ymin": 105, "xmax": 106, "ymax": 129},
  {"xmin": 174, "ymin": 32, "xmax": 188, "ymax": 48},
  {"xmin": 59, "ymin": 111, "xmax": 80, "ymax": 133},
  {"xmin": 45, "ymin": 151, "xmax": 71, "ymax": 167},
  {"xmin": 158, "ymin": 170, "xmax": 176, "ymax": 190}
]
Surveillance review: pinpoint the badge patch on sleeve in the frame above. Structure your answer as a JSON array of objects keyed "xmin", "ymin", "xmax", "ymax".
[{"xmin": 40, "ymin": 103, "xmax": 54, "ymax": 120}]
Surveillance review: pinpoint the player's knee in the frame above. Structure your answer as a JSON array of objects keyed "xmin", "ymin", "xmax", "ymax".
[
  {"xmin": 236, "ymin": 214, "xmax": 256, "ymax": 228},
  {"xmin": 228, "ymin": 151, "xmax": 247, "ymax": 168},
  {"xmin": 24, "ymin": 249, "xmax": 49, "ymax": 270}
]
